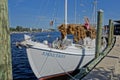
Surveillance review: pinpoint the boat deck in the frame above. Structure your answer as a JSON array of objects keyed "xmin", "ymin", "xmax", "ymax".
[{"xmin": 82, "ymin": 36, "xmax": 120, "ymax": 80}]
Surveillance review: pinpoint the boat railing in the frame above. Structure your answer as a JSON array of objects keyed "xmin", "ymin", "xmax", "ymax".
[{"xmin": 51, "ymin": 38, "xmax": 73, "ymax": 49}]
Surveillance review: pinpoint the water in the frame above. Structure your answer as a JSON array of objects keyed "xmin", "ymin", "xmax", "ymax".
[{"xmin": 11, "ymin": 32, "xmax": 63, "ymax": 80}]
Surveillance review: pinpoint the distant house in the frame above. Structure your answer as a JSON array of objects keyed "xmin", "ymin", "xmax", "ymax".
[
  {"xmin": 103, "ymin": 20, "xmax": 120, "ymax": 35},
  {"xmin": 114, "ymin": 20, "xmax": 120, "ymax": 35}
]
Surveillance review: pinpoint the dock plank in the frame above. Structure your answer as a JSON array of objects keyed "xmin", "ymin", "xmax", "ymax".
[{"xmin": 82, "ymin": 36, "xmax": 120, "ymax": 80}]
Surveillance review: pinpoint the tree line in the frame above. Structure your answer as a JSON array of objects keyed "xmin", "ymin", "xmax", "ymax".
[
  {"xmin": 10, "ymin": 26, "xmax": 56, "ymax": 33},
  {"xmin": 10, "ymin": 26, "xmax": 42, "ymax": 32}
]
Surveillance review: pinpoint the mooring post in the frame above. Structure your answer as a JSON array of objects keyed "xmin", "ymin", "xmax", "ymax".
[
  {"xmin": 0, "ymin": 0, "xmax": 13, "ymax": 80},
  {"xmin": 108, "ymin": 19, "xmax": 113, "ymax": 46},
  {"xmin": 111, "ymin": 22, "xmax": 114, "ymax": 41},
  {"xmin": 95, "ymin": 10, "xmax": 103, "ymax": 58}
]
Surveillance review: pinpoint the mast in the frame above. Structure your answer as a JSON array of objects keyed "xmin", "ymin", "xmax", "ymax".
[
  {"xmin": 65, "ymin": 0, "xmax": 67, "ymax": 26},
  {"xmin": 75, "ymin": 0, "xmax": 77, "ymax": 24},
  {"xmin": 64, "ymin": 0, "xmax": 67, "ymax": 39}
]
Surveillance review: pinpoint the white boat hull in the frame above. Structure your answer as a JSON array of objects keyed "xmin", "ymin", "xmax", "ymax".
[
  {"xmin": 26, "ymin": 45, "xmax": 95, "ymax": 79},
  {"xmin": 23, "ymin": 34, "xmax": 96, "ymax": 79}
]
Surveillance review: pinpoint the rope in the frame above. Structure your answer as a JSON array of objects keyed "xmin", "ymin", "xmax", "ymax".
[
  {"xmin": 54, "ymin": 56, "xmax": 78, "ymax": 80},
  {"xmin": 38, "ymin": 56, "xmax": 49, "ymax": 76}
]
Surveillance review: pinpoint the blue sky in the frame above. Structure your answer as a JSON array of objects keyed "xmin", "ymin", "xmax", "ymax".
[{"xmin": 8, "ymin": 0, "xmax": 120, "ymax": 29}]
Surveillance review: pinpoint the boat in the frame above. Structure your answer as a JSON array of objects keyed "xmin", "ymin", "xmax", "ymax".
[
  {"xmin": 22, "ymin": 34, "xmax": 97, "ymax": 79},
  {"xmin": 17, "ymin": 0, "xmax": 107, "ymax": 79}
]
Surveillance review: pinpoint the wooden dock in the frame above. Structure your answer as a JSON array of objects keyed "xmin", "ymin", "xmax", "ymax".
[{"xmin": 82, "ymin": 36, "xmax": 120, "ymax": 80}]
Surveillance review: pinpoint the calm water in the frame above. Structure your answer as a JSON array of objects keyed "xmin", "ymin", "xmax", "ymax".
[{"xmin": 11, "ymin": 32, "xmax": 63, "ymax": 80}]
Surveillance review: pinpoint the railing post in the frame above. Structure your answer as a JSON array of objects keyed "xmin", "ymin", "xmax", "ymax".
[
  {"xmin": 0, "ymin": 0, "xmax": 13, "ymax": 80},
  {"xmin": 108, "ymin": 19, "xmax": 113, "ymax": 46},
  {"xmin": 95, "ymin": 10, "xmax": 103, "ymax": 58}
]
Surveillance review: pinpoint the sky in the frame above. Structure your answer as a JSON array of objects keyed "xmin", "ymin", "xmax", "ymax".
[{"xmin": 8, "ymin": 0, "xmax": 120, "ymax": 29}]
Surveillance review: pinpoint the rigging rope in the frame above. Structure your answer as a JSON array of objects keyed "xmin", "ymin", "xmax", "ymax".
[
  {"xmin": 38, "ymin": 56, "xmax": 49, "ymax": 76},
  {"xmin": 54, "ymin": 56, "xmax": 78, "ymax": 80},
  {"xmin": 91, "ymin": 0, "xmax": 97, "ymax": 27},
  {"xmin": 50, "ymin": 0, "xmax": 57, "ymax": 27}
]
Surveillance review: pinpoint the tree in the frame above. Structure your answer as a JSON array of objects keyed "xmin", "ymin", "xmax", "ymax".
[{"xmin": 16, "ymin": 26, "xmax": 23, "ymax": 31}]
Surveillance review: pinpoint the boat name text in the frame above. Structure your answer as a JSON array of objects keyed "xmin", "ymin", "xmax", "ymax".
[{"xmin": 42, "ymin": 51, "xmax": 65, "ymax": 58}]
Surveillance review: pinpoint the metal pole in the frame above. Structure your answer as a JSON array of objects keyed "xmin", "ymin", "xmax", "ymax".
[
  {"xmin": 95, "ymin": 9, "xmax": 103, "ymax": 58},
  {"xmin": 65, "ymin": 0, "xmax": 67, "ymax": 25},
  {"xmin": 74, "ymin": 0, "xmax": 76, "ymax": 24},
  {"xmin": 0, "ymin": 0, "xmax": 13, "ymax": 80},
  {"xmin": 64, "ymin": 0, "xmax": 67, "ymax": 40},
  {"xmin": 108, "ymin": 19, "xmax": 113, "ymax": 46}
]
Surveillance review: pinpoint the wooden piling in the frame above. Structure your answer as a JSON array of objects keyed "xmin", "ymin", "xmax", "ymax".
[
  {"xmin": 95, "ymin": 10, "xmax": 103, "ymax": 58},
  {"xmin": 111, "ymin": 22, "xmax": 114, "ymax": 40},
  {"xmin": 108, "ymin": 19, "xmax": 113, "ymax": 46},
  {"xmin": 0, "ymin": 0, "xmax": 13, "ymax": 80}
]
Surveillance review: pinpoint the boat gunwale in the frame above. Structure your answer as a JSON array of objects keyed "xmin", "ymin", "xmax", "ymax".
[{"xmin": 27, "ymin": 47, "xmax": 95, "ymax": 56}]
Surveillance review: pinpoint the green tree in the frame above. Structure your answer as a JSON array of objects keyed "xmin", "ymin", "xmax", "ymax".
[{"xmin": 16, "ymin": 26, "xmax": 23, "ymax": 31}]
